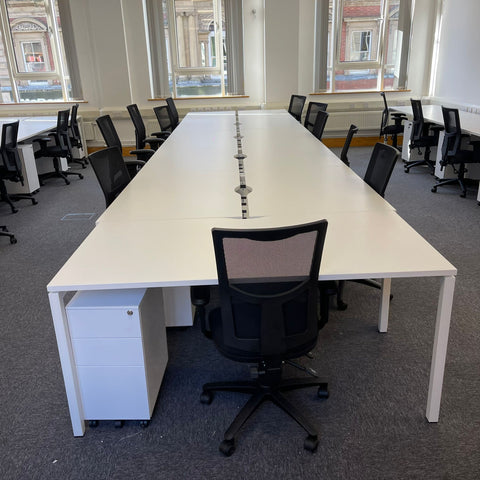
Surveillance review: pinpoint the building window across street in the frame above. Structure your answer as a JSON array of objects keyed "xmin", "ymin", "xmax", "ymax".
[
  {"xmin": 314, "ymin": 0, "xmax": 412, "ymax": 92},
  {"xmin": 0, "ymin": 0, "xmax": 81, "ymax": 103}
]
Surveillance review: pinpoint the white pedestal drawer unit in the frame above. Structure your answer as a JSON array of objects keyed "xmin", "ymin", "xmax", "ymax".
[{"xmin": 66, "ymin": 288, "xmax": 168, "ymax": 422}]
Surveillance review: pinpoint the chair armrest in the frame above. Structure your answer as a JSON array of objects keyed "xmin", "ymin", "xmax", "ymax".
[
  {"xmin": 151, "ymin": 131, "xmax": 171, "ymax": 139},
  {"xmin": 145, "ymin": 136, "xmax": 165, "ymax": 148},
  {"xmin": 124, "ymin": 159, "xmax": 146, "ymax": 168},
  {"xmin": 391, "ymin": 112, "xmax": 408, "ymax": 119},
  {"xmin": 129, "ymin": 148, "xmax": 155, "ymax": 160}
]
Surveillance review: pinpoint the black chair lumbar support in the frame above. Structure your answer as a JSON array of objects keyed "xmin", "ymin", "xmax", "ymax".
[
  {"xmin": 200, "ymin": 220, "xmax": 330, "ymax": 456},
  {"xmin": 311, "ymin": 110, "xmax": 329, "ymax": 141},
  {"xmin": 0, "ymin": 121, "xmax": 38, "ymax": 214},
  {"xmin": 340, "ymin": 124, "xmax": 359, "ymax": 166},
  {"xmin": 95, "ymin": 114, "xmax": 149, "ymax": 178},
  {"xmin": 288, "ymin": 94, "xmax": 307, "ymax": 122},
  {"xmin": 126, "ymin": 104, "xmax": 166, "ymax": 151},
  {"xmin": 89, "ymin": 146, "xmax": 132, "ymax": 208},
  {"xmin": 431, "ymin": 106, "xmax": 480, "ymax": 198},
  {"xmin": 404, "ymin": 99, "xmax": 443, "ymax": 174},
  {"xmin": 32, "ymin": 109, "xmax": 84, "ymax": 185},
  {"xmin": 334, "ymin": 142, "xmax": 399, "ymax": 310},
  {"xmin": 304, "ymin": 102, "xmax": 328, "ymax": 132},
  {"xmin": 379, "ymin": 91, "xmax": 407, "ymax": 150},
  {"xmin": 68, "ymin": 103, "xmax": 88, "ymax": 168}
]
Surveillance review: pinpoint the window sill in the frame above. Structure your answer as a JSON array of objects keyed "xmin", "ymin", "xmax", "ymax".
[
  {"xmin": 311, "ymin": 89, "xmax": 411, "ymax": 96},
  {"xmin": 148, "ymin": 95, "xmax": 249, "ymax": 101}
]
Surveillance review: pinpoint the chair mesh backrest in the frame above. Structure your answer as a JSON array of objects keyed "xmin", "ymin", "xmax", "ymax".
[
  {"xmin": 89, "ymin": 146, "xmax": 131, "ymax": 208},
  {"xmin": 212, "ymin": 220, "xmax": 328, "ymax": 357},
  {"xmin": 1, "ymin": 121, "xmax": 21, "ymax": 174},
  {"xmin": 379, "ymin": 91, "xmax": 389, "ymax": 135},
  {"xmin": 96, "ymin": 115, "xmax": 122, "ymax": 151},
  {"xmin": 154, "ymin": 106, "xmax": 174, "ymax": 133},
  {"xmin": 70, "ymin": 103, "xmax": 82, "ymax": 146},
  {"xmin": 126, "ymin": 104, "xmax": 147, "ymax": 148},
  {"xmin": 165, "ymin": 98, "xmax": 179, "ymax": 129},
  {"xmin": 441, "ymin": 106, "xmax": 462, "ymax": 159},
  {"xmin": 311, "ymin": 110, "xmax": 329, "ymax": 141},
  {"xmin": 340, "ymin": 124, "xmax": 358, "ymax": 165},
  {"xmin": 288, "ymin": 95, "xmax": 307, "ymax": 122},
  {"xmin": 363, "ymin": 142, "xmax": 399, "ymax": 197},
  {"xmin": 304, "ymin": 102, "xmax": 328, "ymax": 131},
  {"xmin": 410, "ymin": 99, "xmax": 426, "ymax": 141},
  {"xmin": 56, "ymin": 109, "xmax": 72, "ymax": 150}
]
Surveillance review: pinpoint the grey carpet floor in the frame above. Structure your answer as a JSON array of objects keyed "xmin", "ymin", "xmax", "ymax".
[{"xmin": 0, "ymin": 147, "xmax": 479, "ymax": 480}]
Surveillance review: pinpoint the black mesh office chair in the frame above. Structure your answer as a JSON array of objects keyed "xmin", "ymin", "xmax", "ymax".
[
  {"xmin": 311, "ymin": 110, "xmax": 329, "ymax": 141},
  {"xmin": 404, "ymin": 99, "xmax": 442, "ymax": 173},
  {"xmin": 431, "ymin": 107, "xmax": 480, "ymax": 198},
  {"xmin": 126, "ymin": 104, "xmax": 166, "ymax": 151},
  {"xmin": 288, "ymin": 95, "xmax": 307, "ymax": 122},
  {"xmin": 165, "ymin": 97, "xmax": 180, "ymax": 130},
  {"xmin": 340, "ymin": 124, "xmax": 359, "ymax": 166},
  {"xmin": 335, "ymin": 143, "xmax": 399, "ymax": 310},
  {"xmin": 95, "ymin": 115, "xmax": 148, "ymax": 178},
  {"xmin": 379, "ymin": 91, "xmax": 407, "ymax": 149},
  {"xmin": 0, "ymin": 121, "xmax": 38, "ymax": 214},
  {"xmin": 33, "ymin": 109, "xmax": 84, "ymax": 185},
  {"xmin": 200, "ymin": 220, "xmax": 330, "ymax": 456},
  {"xmin": 89, "ymin": 147, "xmax": 132, "ymax": 208},
  {"xmin": 304, "ymin": 102, "xmax": 328, "ymax": 132},
  {"xmin": 68, "ymin": 104, "xmax": 87, "ymax": 168}
]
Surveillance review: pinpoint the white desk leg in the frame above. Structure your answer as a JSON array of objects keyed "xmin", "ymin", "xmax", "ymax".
[
  {"xmin": 378, "ymin": 278, "xmax": 391, "ymax": 333},
  {"xmin": 48, "ymin": 292, "xmax": 85, "ymax": 436},
  {"xmin": 426, "ymin": 275, "xmax": 455, "ymax": 422},
  {"xmin": 162, "ymin": 286, "xmax": 194, "ymax": 327}
]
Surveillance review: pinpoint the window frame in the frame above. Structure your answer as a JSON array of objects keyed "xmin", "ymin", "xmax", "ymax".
[
  {"xmin": 315, "ymin": 0, "xmax": 411, "ymax": 93},
  {"xmin": 0, "ymin": 0, "xmax": 72, "ymax": 103},
  {"xmin": 165, "ymin": 0, "xmax": 226, "ymax": 97}
]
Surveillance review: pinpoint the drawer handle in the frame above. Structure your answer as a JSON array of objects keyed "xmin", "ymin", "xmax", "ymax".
[{"xmin": 127, "ymin": 310, "xmax": 134, "ymax": 316}]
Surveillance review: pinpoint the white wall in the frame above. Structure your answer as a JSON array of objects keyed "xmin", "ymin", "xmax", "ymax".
[{"xmin": 432, "ymin": 0, "xmax": 480, "ymax": 110}]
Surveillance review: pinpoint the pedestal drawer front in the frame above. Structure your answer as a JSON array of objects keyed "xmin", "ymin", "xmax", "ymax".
[
  {"xmin": 67, "ymin": 308, "xmax": 141, "ymax": 338},
  {"xmin": 72, "ymin": 338, "xmax": 144, "ymax": 366},
  {"xmin": 77, "ymin": 366, "xmax": 150, "ymax": 420}
]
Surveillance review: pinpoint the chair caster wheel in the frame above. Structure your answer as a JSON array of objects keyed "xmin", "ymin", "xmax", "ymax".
[
  {"xmin": 460, "ymin": 193, "xmax": 466, "ymax": 198},
  {"xmin": 114, "ymin": 420, "xmax": 124, "ymax": 428},
  {"xmin": 200, "ymin": 391, "xmax": 213, "ymax": 405},
  {"xmin": 317, "ymin": 384, "xmax": 329, "ymax": 399},
  {"xmin": 65, "ymin": 180, "xmax": 71, "ymax": 185},
  {"xmin": 79, "ymin": 174, "xmax": 84, "ymax": 180},
  {"xmin": 10, "ymin": 236, "xmax": 17, "ymax": 244},
  {"xmin": 404, "ymin": 168, "xmax": 409, "ymax": 173},
  {"xmin": 88, "ymin": 420, "xmax": 99, "ymax": 428},
  {"xmin": 32, "ymin": 199, "xmax": 38, "ymax": 205},
  {"xmin": 219, "ymin": 439, "xmax": 235, "ymax": 456},
  {"xmin": 304, "ymin": 435, "xmax": 319, "ymax": 452},
  {"xmin": 337, "ymin": 299, "xmax": 348, "ymax": 311},
  {"xmin": 139, "ymin": 420, "xmax": 150, "ymax": 428},
  {"xmin": 431, "ymin": 187, "xmax": 437, "ymax": 193}
]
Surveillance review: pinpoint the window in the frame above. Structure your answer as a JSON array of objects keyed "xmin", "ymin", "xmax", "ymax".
[
  {"xmin": 314, "ymin": 0, "xmax": 412, "ymax": 92},
  {"xmin": 0, "ymin": 0, "xmax": 81, "ymax": 103},
  {"xmin": 145, "ymin": 0, "xmax": 244, "ymax": 98}
]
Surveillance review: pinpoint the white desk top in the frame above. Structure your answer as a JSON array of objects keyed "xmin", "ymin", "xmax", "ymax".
[
  {"xmin": 391, "ymin": 105, "xmax": 480, "ymax": 137},
  {"xmin": 48, "ymin": 210, "xmax": 455, "ymax": 292},
  {"xmin": 96, "ymin": 111, "xmax": 393, "ymax": 224},
  {"xmin": 0, "ymin": 116, "xmax": 57, "ymax": 142}
]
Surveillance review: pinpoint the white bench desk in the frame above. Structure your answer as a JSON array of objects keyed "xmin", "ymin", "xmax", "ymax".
[{"xmin": 47, "ymin": 110, "xmax": 456, "ymax": 436}]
